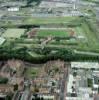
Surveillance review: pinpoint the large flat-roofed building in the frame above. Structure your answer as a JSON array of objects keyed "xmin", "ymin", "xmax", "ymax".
[
  {"xmin": 71, "ymin": 62, "xmax": 99, "ymax": 69},
  {"xmin": 92, "ymin": 71, "xmax": 99, "ymax": 94},
  {"xmin": 39, "ymin": 1, "xmax": 72, "ymax": 8},
  {"xmin": 8, "ymin": 7, "xmax": 19, "ymax": 12}
]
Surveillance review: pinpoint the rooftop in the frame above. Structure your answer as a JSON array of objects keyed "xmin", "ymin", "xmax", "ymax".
[{"xmin": 71, "ymin": 62, "xmax": 99, "ymax": 69}]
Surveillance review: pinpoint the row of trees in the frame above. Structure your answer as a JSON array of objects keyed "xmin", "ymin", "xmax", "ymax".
[{"xmin": 0, "ymin": 46, "xmax": 99, "ymax": 63}]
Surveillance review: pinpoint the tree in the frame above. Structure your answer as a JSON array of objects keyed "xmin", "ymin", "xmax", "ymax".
[
  {"xmin": 13, "ymin": 84, "xmax": 18, "ymax": 91},
  {"xmin": 52, "ymin": 81, "xmax": 55, "ymax": 87},
  {"xmin": 0, "ymin": 77, "xmax": 8, "ymax": 84},
  {"xmin": 73, "ymin": 72, "xmax": 77, "ymax": 77},
  {"xmin": 34, "ymin": 85, "xmax": 39, "ymax": 93}
]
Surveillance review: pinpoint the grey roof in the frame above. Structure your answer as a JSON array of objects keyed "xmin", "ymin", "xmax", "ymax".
[{"xmin": 94, "ymin": 95, "xmax": 99, "ymax": 100}]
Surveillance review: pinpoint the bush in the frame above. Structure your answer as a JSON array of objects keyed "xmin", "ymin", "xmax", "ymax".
[
  {"xmin": 0, "ymin": 77, "xmax": 8, "ymax": 84},
  {"xmin": 87, "ymin": 78, "xmax": 93, "ymax": 87}
]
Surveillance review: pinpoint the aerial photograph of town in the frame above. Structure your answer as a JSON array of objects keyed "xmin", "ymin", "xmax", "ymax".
[{"xmin": 0, "ymin": 0, "xmax": 99, "ymax": 100}]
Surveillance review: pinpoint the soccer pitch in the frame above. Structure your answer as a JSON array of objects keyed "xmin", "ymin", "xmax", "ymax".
[{"xmin": 36, "ymin": 29, "xmax": 70, "ymax": 37}]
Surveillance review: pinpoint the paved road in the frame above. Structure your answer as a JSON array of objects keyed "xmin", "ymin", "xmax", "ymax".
[
  {"xmin": 60, "ymin": 63, "xmax": 69, "ymax": 100},
  {"xmin": 20, "ymin": 90, "xmax": 30, "ymax": 100},
  {"xmin": 12, "ymin": 91, "xmax": 21, "ymax": 100}
]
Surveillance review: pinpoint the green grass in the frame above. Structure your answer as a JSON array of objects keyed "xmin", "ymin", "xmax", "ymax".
[
  {"xmin": 2, "ymin": 17, "xmax": 99, "ymax": 54},
  {"xmin": 25, "ymin": 67, "xmax": 39, "ymax": 78},
  {"xmin": 27, "ymin": 51, "xmax": 44, "ymax": 58},
  {"xmin": 2, "ymin": 28, "xmax": 26, "ymax": 38},
  {"xmin": 82, "ymin": 23, "xmax": 98, "ymax": 47},
  {"xmin": 49, "ymin": 39, "xmax": 78, "ymax": 45},
  {"xmin": 36, "ymin": 29, "xmax": 70, "ymax": 37},
  {"xmin": 75, "ymin": 27, "xmax": 86, "ymax": 36},
  {"xmin": 83, "ymin": 0, "xmax": 97, "ymax": 2},
  {"xmin": 24, "ymin": 16, "xmax": 78, "ymax": 24},
  {"xmin": 87, "ymin": 78, "xmax": 93, "ymax": 87}
]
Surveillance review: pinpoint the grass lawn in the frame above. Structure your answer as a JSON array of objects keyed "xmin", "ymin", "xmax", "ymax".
[
  {"xmin": 82, "ymin": 23, "xmax": 98, "ymax": 47},
  {"xmin": 36, "ymin": 29, "xmax": 70, "ymax": 37},
  {"xmin": 25, "ymin": 67, "xmax": 39, "ymax": 78},
  {"xmin": 27, "ymin": 51, "xmax": 44, "ymax": 58},
  {"xmin": 24, "ymin": 16, "xmax": 77, "ymax": 24},
  {"xmin": 75, "ymin": 27, "xmax": 86, "ymax": 36},
  {"xmin": 2, "ymin": 28, "xmax": 26, "ymax": 38}
]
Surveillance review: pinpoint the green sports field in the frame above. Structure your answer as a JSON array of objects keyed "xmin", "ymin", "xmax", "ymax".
[{"xmin": 36, "ymin": 29, "xmax": 70, "ymax": 37}]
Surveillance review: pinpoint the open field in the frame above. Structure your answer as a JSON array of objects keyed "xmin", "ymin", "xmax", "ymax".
[
  {"xmin": 13, "ymin": 23, "xmax": 92, "ymax": 51},
  {"xmin": 75, "ymin": 27, "xmax": 86, "ymax": 36},
  {"xmin": 2, "ymin": 28, "xmax": 26, "ymax": 38},
  {"xmin": 0, "ymin": 17, "xmax": 99, "ymax": 61},
  {"xmin": 24, "ymin": 16, "xmax": 78, "ymax": 25},
  {"xmin": 36, "ymin": 29, "xmax": 69, "ymax": 37},
  {"xmin": 11, "ymin": 19, "xmax": 99, "ymax": 52},
  {"xmin": 36, "ymin": 26, "xmax": 85, "ymax": 37},
  {"xmin": 36, "ymin": 26, "xmax": 85, "ymax": 38},
  {"xmin": 82, "ymin": 22, "xmax": 99, "ymax": 48}
]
